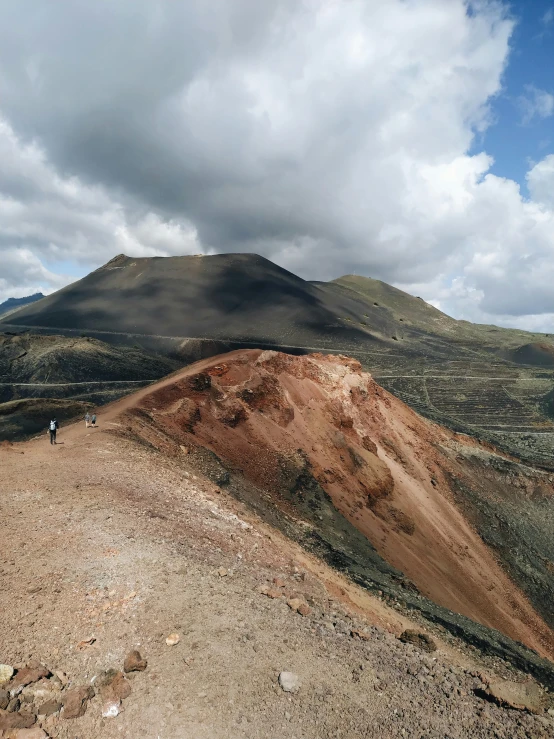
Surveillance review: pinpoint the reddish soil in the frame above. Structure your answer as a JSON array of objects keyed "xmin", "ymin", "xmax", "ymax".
[
  {"xmin": 112, "ymin": 349, "xmax": 554, "ymax": 660},
  {"xmin": 1, "ymin": 350, "xmax": 554, "ymax": 738}
]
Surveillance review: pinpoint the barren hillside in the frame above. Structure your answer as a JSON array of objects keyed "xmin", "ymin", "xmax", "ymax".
[{"xmin": 1, "ymin": 351, "xmax": 554, "ymax": 738}]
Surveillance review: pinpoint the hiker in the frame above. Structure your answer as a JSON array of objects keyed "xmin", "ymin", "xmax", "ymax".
[
  {"xmin": 91, "ymin": 412, "xmax": 97, "ymax": 427},
  {"xmin": 48, "ymin": 418, "xmax": 59, "ymax": 445},
  {"xmin": 85, "ymin": 412, "xmax": 91, "ymax": 428}
]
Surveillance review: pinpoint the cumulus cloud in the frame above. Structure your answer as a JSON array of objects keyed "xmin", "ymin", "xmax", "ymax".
[
  {"xmin": 518, "ymin": 85, "xmax": 554, "ymax": 125},
  {"xmin": 0, "ymin": 0, "xmax": 553, "ymax": 329}
]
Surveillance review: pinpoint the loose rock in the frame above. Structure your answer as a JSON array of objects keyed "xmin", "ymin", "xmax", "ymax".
[
  {"xmin": 101, "ymin": 699, "xmax": 121, "ymax": 718},
  {"xmin": 165, "ymin": 633, "xmax": 180, "ymax": 647},
  {"xmin": 37, "ymin": 699, "xmax": 61, "ymax": 717},
  {"xmin": 398, "ymin": 630, "xmax": 437, "ymax": 653},
  {"xmin": 11, "ymin": 728, "xmax": 49, "ymax": 738},
  {"xmin": 0, "ymin": 691, "xmax": 8, "ymax": 711},
  {"xmin": 287, "ymin": 598, "xmax": 311, "ymax": 616},
  {"xmin": 10, "ymin": 668, "xmax": 50, "ymax": 689},
  {"xmin": 484, "ymin": 680, "xmax": 545, "ymax": 713},
  {"xmin": 123, "ymin": 650, "xmax": 147, "ymax": 673},
  {"xmin": 0, "ymin": 710, "xmax": 36, "ymax": 730},
  {"xmin": 278, "ymin": 672, "xmax": 300, "ymax": 693},
  {"xmin": 61, "ymin": 686, "xmax": 94, "ymax": 719},
  {"xmin": 0, "ymin": 667, "xmax": 14, "ymax": 687}
]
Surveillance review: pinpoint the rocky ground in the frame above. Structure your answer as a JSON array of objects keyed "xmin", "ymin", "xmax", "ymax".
[{"xmin": 1, "ymin": 416, "xmax": 554, "ymax": 738}]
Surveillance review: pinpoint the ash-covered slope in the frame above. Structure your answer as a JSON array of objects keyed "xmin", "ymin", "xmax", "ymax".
[
  {"xmin": 106, "ymin": 350, "xmax": 554, "ymax": 682},
  {"xmin": 1, "ymin": 254, "xmax": 388, "ymax": 349}
]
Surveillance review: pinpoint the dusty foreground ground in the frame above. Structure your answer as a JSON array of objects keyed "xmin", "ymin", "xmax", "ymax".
[{"xmin": 1, "ymin": 421, "xmax": 553, "ymax": 738}]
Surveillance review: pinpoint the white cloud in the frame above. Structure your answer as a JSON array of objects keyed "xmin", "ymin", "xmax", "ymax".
[
  {"xmin": 0, "ymin": 1, "xmax": 553, "ymax": 330},
  {"xmin": 0, "ymin": 117, "xmax": 201, "ymax": 302},
  {"xmin": 542, "ymin": 8, "xmax": 554, "ymax": 28},
  {"xmin": 518, "ymin": 85, "xmax": 554, "ymax": 125},
  {"xmin": 527, "ymin": 154, "xmax": 554, "ymax": 208}
]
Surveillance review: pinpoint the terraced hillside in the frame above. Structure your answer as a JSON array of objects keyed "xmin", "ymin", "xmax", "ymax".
[{"xmin": 0, "ymin": 333, "xmax": 180, "ymax": 440}]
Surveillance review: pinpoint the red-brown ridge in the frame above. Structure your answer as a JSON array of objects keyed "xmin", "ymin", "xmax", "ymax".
[{"xmin": 100, "ymin": 349, "xmax": 553, "ymax": 660}]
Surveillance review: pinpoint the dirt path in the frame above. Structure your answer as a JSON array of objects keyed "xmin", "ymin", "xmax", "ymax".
[{"xmin": 0, "ymin": 413, "xmax": 553, "ymax": 737}]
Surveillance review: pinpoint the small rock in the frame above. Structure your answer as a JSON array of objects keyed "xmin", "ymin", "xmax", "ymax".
[
  {"xmin": 62, "ymin": 686, "xmax": 94, "ymax": 719},
  {"xmin": 217, "ymin": 567, "xmax": 228, "ymax": 577},
  {"xmin": 165, "ymin": 633, "xmax": 180, "ymax": 647},
  {"xmin": 123, "ymin": 650, "xmax": 147, "ymax": 673},
  {"xmin": 261, "ymin": 587, "xmax": 282, "ymax": 599},
  {"xmin": 52, "ymin": 671, "xmax": 68, "ymax": 687},
  {"xmin": 273, "ymin": 577, "xmax": 286, "ymax": 588},
  {"xmin": 278, "ymin": 672, "xmax": 300, "ymax": 694},
  {"xmin": 7, "ymin": 698, "xmax": 21, "ymax": 713},
  {"xmin": 12, "ymin": 728, "xmax": 49, "ymax": 738},
  {"xmin": 0, "ymin": 691, "xmax": 8, "ymax": 711},
  {"xmin": 101, "ymin": 699, "xmax": 121, "ymax": 718},
  {"xmin": 287, "ymin": 598, "xmax": 311, "ymax": 616},
  {"xmin": 11, "ymin": 668, "xmax": 50, "ymax": 688},
  {"xmin": 0, "ymin": 710, "xmax": 36, "ymax": 730},
  {"xmin": 0, "ymin": 667, "xmax": 14, "ymax": 687},
  {"xmin": 351, "ymin": 629, "xmax": 371, "ymax": 641},
  {"xmin": 105, "ymin": 673, "xmax": 131, "ymax": 702},
  {"xmin": 398, "ymin": 630, "xmax": 437, "ymax": 653},
  {"xmin": 76, "ymin": 637, "xmax": 96, "ymax": 650},
  {"xmin": 37, "ymin": 699, "xmax": 61, "ymax": 717}
]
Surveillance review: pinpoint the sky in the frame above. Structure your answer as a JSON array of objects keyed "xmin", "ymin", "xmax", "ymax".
[{"xmin": 0, "ymin": 0, "xmax": 553, "ymax": 331}]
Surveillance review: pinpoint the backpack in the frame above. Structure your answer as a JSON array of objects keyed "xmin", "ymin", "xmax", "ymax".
[{"xmin": 49, "ymin": 420, "xmax": 56, "ymax": 431}]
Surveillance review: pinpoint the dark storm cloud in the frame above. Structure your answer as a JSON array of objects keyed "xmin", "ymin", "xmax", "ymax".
[{"xmin": 1, "ymin": 0, "xmax": 554, "ymax": 327}]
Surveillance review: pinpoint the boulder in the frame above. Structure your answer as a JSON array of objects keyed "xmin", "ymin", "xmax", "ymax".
[
  {"xmin": 485, "ymin": 680, "xmax": 545, "ymax": 713},
  {"xmin": 398, "ymin": 630, "xmax": 437, "ymax": 653}
]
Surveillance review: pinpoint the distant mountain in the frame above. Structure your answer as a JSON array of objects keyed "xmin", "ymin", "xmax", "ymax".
[
  {"xmin": 2, "ymin": 254, "xmax": 554, "ymax": 466},
  {"xmin": 0, "ymin": 292, "xmax": 44, "ymax": 317}
]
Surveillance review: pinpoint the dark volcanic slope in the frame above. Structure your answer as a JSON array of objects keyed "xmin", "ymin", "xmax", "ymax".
[
  {"xmin": 2, "ymin": 254, "xmax": 388, "ymax": 350},
  {"xmin": 0, "ymin": 333, "xmax": 181, "ymax": 440}
]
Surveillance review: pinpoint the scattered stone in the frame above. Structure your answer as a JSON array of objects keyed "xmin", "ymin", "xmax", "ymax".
[
  {"xmin": 273, "ymin": 577, "xmax": 286, "ymax": 588},
  {"xmin": 123, "ymin": 650, "xmax": 147, "ymax": 673},
  {"xmin": 101, "ymin": 699, "xmax": 121, "ymax": 718},
  {"xmin": 484, "ymin": 680, "xmax": 545, "ymax": 713},
  {"xmin": 398, "ymin": 630, "xmax": 437, "ymax": 653},
  {"xmin": 0, "ymin": 710, "xmax": 36, "ymax": 730},
  {"xmin": 7, "ymin": 698, "xmax": 20, "ymax": 713},
  {"xmin": 52, "ymin": 671, "xmax": 68, "ymax": 688},
  {"xmin": 11, "ymin": 668, "xmax": 50, "ymax": 688},
  {"xmin": 37, "ymin": 699, "xmax": 61, "ymax": 717},
  {"xmin": 351, "ymin": 629, "xmax": 371, "ymax": 641},
  {"xmin": 76, "ymin": 637, "xmax": 96, "ymax": 650},
  {"xmin": 0, "ymin": 691, "xmax": 7, "ymax": 711},
  {"xmin": 61, "ymin": 686, "xmax": 94, "ymax": 719},
  {"xmin": 217, "ymin": 567, "xmax": 228, "ymax": 577},
  {"xmin": 260, "ymin": 586, "xmax": 282, "ymax": 599},
  {"xmin": 165, "ymin": 633, "xmax": 180, "ymax": 647},
  {"xmin": 10, "ymin": 728, "xmax": 49, "ymax": 738},
  {"xmin": 287, "ymin": 598, "xmax": 311, "ymax": 616},
  {"xmin": 0, "ymin": 667, "xmax": 14, "ymax": 687},
  {"xmin": 99, "ymin": 672, "xmax": 131, "ymax": 703},
  {"xmin": 278, "ymin": 672, "xmax": 300, "ymax": 694}
]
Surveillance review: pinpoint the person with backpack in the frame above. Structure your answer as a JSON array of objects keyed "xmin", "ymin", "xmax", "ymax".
[
  {"xmin": 91, "ymin": 412, "xmax": 97, "ymax": 427},
  {"xmin": 49, "ymin": 418, "xmax": 59, "ymax": 445}
]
